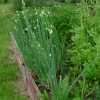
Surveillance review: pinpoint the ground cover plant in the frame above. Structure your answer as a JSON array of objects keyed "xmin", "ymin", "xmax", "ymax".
[
  {"xmin": 12, "ymin": 0, "xmax": 100, "ymax": 100},
  {"xmin": 0, "ymin": 2, "xmax": 30, "ymax": 100}
]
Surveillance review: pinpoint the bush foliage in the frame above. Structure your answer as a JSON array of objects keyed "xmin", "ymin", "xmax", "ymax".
[{"xmin": 12, "ymin": 0, "xmax": 53, "ymax": 12}]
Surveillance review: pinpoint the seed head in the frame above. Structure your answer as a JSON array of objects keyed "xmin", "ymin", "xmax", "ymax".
[{"xmin": 48, "ymin": 29, "xmax": 53, "ymax": 34}]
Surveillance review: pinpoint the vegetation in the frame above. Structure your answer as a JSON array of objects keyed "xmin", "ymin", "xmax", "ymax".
[
  {"xmin": 7, "ymin": 0, "xmax": 100, "ymax": 100},
  {"xmin": 0, "ymin": 2, "xmax": 29, "ymax": 100},
  {"xmin": 12, "ymin": 0, "xmax": 54, "ymax": 12}
]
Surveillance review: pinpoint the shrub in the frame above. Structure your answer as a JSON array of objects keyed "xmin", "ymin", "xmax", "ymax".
[
  {"xmin": 12, "ymin": 0, "xmax": 53, "ymax": 12},
  {"xmin": 0, "ymin": 0, "xmax": 8, "ymax": 3},
  {"xmin": 12, "ymin": 0, "xmax": 22, "ymax": 12},
  {"xmin": 3, "ymin": 0, "xmax": 8, "ymax": 3}
]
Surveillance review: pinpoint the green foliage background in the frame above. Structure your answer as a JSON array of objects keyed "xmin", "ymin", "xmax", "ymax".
[{"xmin": 12, "ymin": 0, "xmax": 100, "ymax": 99}]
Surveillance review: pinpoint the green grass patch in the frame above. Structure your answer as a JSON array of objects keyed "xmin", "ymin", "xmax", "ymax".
[{"xmin": 0, "ymin": 2, "xmax": 28, "ymax": 100}]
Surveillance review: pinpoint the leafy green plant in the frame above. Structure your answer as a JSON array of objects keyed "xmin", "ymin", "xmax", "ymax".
[
  {"xmin": 68, "ymin": 1, "xmax": 100, "ymax": 82},
  {"xmin": 58, "ymin": 75, "xmax": 69, "ymax": 100},
  {"xmin": 51, "ymin": 3, "xmax": 79, "ymax": 74},
  {"xmin": 96, "ymin": 90, "xmax": 100, "ymax": 100},
  {"xmin": 70, "ymin": 76, "xmax": 98, "ymax": 100},
  {"xmin": 36, "ymin": 90, "xmax": 49, "ymax": 100}
]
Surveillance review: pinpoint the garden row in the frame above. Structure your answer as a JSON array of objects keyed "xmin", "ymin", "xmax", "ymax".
[{"xmin": 12, "ymin": 0, "xmax": 100, "ymax": 100}]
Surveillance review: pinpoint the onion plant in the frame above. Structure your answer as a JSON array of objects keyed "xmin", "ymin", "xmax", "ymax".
[{"xmin": 12, "ymin": 1, "xmax": 60, "ymax": 99}]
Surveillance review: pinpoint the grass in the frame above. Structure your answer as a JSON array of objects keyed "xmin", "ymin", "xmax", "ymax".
[{"xmin": 0, "ymin": 2, "xmax": 29, "ymax": 100}]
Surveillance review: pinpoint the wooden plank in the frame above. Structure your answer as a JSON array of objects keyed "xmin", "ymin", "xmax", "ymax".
[{"xmin": 10, "ymin": 33, "xmax": 41, "ymax": 100}]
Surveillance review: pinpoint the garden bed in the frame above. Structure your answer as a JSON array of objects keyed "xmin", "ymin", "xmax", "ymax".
[
  {"xmin": 11, "ymin": 1, "xmax": 100, "ymax": 99},
  {"xmin": 11, "ymin": 33, "xmax": 41, "ymax": 100}
]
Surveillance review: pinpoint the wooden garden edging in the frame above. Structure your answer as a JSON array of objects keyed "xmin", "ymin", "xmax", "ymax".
[{"xmin": 11, "ymin": 33, "xmax": 41, "ymax": 100}]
